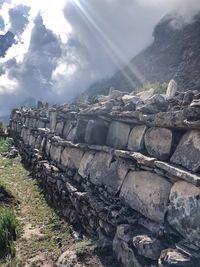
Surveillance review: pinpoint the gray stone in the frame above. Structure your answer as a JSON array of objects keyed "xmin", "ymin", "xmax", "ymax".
[
  {"xmin": 167, "ymin": 181, "xmax": 200, "ymax": 247},
  {"xmin": 88, "ymin": 152, "xmax": 128, "ymax": 195},
  {"xmin": 113, "ymin": 237, "xmax": 144, "ymax": 267},
  {"xmin": 55, "ymin": 121, "xmax": 64, "ymax": 136},
  {"xmin": 63, "ymin": 120, "xmax": 74, "ymax": 139},
  {"xmin": 74, "ymin": 119, "xmax": 88, "ymax": 143},
  {"xmin": 49, "ymin": 144, "xmax": 62, "ymax": 162},
  {"xmin": 120, "ymin": 171, "xmax": 172, "ymax": 222},
  {"xmin": 106, "ymin": 121, "xmax": 131, "ymax": 149},
  {"xmin": 78, "ymin": 151, "xmax": 96, "ymax": 178},
  {"xmin": 61, "ymin": 147, "xmax": 84, "ymax": 169},
  {"xmin": 166, "ymin": 80, "xmax": 177, "ymax": 98},
  {"xmin": 159, "ymin": 249, "xmax": 194, "ymax": 267},
  {"xmin": 133, "ymin": 234, "xmax": 164, "ymax": 260},
  {"xmin": 84, "ymin": 119, "xmax": 108, "ymax": 145},
  {"xmin": 155, "ymin": 161, "xmax": 200, "ymax": 186},
  {"xmin": 144, "ymin": 127, "xmax": 173, "ymax": 160},
  {"xmin": 137, "ymin": 88, "xmax": 155, "ymax": 102},
  {"xmin": 170, "ymin": 130, "xmax": 200, "ymax": 172},
  {"xmin": 49, "ymin": 110, "xmax": 57, "ymax": 132},
  {"xmin": 128, "ymin": 125, "xmax": 147, "ymax": 152},
  {"xmin": 130, "ymin": 152, "xmax": 156, "ymax": 167},
  {"xmin": 122, "ymin": 95, "xmax": 141, "ymax": 105}
]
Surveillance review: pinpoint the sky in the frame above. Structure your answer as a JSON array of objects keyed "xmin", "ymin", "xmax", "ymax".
[{"xmin": 0, "ymin": 0, "xmax": 200, "ymax": 117}]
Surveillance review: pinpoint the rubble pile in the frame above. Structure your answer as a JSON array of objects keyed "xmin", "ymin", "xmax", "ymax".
[{"xmin": 9, "ymin": 82, "xmax": 200, "ymax": 267}]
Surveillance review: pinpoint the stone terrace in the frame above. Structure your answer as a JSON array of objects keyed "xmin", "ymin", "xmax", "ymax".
[{"xmin": 9, "ymin": 83, "xmax": 200, "ymax": 267}]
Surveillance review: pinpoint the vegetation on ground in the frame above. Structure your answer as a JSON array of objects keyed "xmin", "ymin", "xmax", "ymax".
[
  {"xmin": 0, "ymin": 207, "xmax": 18, "ymax": 259},
  {"xmin": 0, "ymin": 138, "xmax": 8, "ymax": 154},
  {"xmin": 136, "ymin": 82, "xmax": 168, "ymax": 94},
  {"xmin": 0, "ymin": 157, "xmax": 71, "ymax": 266}
]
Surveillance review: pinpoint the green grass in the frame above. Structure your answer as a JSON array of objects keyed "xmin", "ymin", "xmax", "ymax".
[
  {"xmin": 137, "ymin": 82, "xmax": 168, "ymax": 95},
  {"xmin": 0, "ymin": 138, "xmax": 9, "ymax": 153},
  {"xmin": 0, "ymin": 208, "xmax": 18, "ymax": 258},
  {"xmin": 0, "ymin": 157, "xmax": 71, "ymax": 266}
]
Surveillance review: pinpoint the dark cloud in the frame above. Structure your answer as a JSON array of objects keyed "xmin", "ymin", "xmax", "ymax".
[
  {"xmin": 0, "ymin": 16, "xmax": 5, "ymax": 31},
  {"xmin": 8, "ymin": 14, "xmax": 62, "ymax": 99},
  {"xmin": 8, "ymin": 4, "xmax": 31, "ymax": 35}
]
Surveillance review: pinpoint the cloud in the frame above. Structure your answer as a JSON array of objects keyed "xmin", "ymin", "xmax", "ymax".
[
  {"xmin": 1, "ymin": 0, "xmax": 200, "ymax": 118},
  {"xmin": 8, "ymin": 4, "xmax": 31, "ymax": 35},
  {"xmin": 0, "ymin": 16, "xmax": 5, "ymax": 31}
]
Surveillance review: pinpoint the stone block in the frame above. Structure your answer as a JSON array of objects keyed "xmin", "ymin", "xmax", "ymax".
[
  {"xmin": 120, "ymin": 171, "xmax": 172, "ymax": 222},
  {"xmin": 61, "ymin": 147, "xmax": 84, "ymax": 169},
  {"xmin": 55, "ymin": 121, "xmax": 64, "ymax": 136},
  {"xmin": 78, "ymin": 151, "xmax": 96, "ymax": 178},
  {"xmin": 106, "ymin": 121, "xmax": 131, "ymax": 149},
  {"xmin": 49, "ymin": 144, "xmax": 62, "ymax": 162},
  {"xmin": 167, "ymin": 181, "xmax": 200, "ymax": 247},
  {"xmin": 170, "ymin": 130, "xmax": 200, "ymax": 172},
  {"xmin": 84, "ymin": 119, "xmax": 108, "ymax": 145},
  {"xmin": 88, "ymin": 152, "xmax": 128, "ymax": 195},
  {"xmin": 128, "ymin": 125, "xmax": 147, "ymax": 151},
  {"xmin": 144, "ymin": 127, "xmax": 173, "ymax": 160}
]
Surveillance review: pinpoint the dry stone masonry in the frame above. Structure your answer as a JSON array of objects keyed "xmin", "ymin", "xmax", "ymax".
[{"xmin": 8, "ymin": 84, "xmax": 200, "ymax": 267}]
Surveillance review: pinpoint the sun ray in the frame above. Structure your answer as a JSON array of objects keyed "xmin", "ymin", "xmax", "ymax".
[{"xmin": 71, "ymin": 0, "xmax": 146, "ymax": 89}]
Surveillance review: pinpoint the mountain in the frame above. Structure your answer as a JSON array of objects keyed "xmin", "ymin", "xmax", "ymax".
[{"xmin": 85, "ymin": 13, "xmax": 200, "ymax": 96}]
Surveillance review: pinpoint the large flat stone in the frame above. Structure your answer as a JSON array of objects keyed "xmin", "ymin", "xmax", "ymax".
[
  {"xmin": 61, "ymin": 147, "xmax": 84, "ymax": 169},
  {"xmin": 88, "ymin": 152, "xmax": 128, "ymax": 195},
  {"xmin": 106, "ymin": 121, "xmax": 131, "ymax": 149},
  {"xmin": 55, "ymin": 121, "xmax": 64, "ymax": 136},
  {"xmin": 170, "ymin": 130, "xmax": 200, "ymax": 172},
  {"xmin": 128, "ymin": 125, "xmax": 147, "ymax": 152},
  {"xmin": 50, "ymin": 144, "xmax": 62, "ymax": 162},
  {"xmin": 155, "ymin": 161, "xmax": 200, "ymax": 186},
  {"xmin": 78, "ymin": 151, "xmax": 96, "ymax": 178},
  {"xmin": 84, "ymin": 119, "xmax": 108, "ymax": 145},
  {"xmin": 144, "ymin": 127, "xmax": 173, "ymax": 160},
  {"xmin": 120, "ymin": 171, "xmax": 172, "ymax": 222},
  {"xmin": 167, "ymin": 181, "xmax": 200, "ymax": 247}
]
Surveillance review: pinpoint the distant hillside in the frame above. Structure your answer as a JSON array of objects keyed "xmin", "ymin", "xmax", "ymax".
[{"xmin": 85, "ymin": 13, "xmax": 200, "ymax": 96}]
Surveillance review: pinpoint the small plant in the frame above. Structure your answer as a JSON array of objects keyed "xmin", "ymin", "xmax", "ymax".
[
  {"xmin": 0, "ymin": 138, "xmax": 9, "ymax": 154},
  {"xmin": 0, "ymin": 208, "xmax": 18, "ymax": 258}
]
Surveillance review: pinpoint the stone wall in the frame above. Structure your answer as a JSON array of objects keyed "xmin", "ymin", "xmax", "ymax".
[{"xmin": 9, "ymin": 89, "xmax": 200, "ymax": 267}]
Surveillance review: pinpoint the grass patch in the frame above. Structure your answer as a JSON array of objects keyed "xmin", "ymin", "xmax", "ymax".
[
  {"xmin": 0, "ymin": 207, "xmax": 18, "ymax": 259},
  {"xmin": 137, "ymin": 82, "xmax": 168, "ymax": 95},
  {"xmin": 0, "ymin": 138, "xmax": 9, "ymax": 154},
  {"xmin": 0, "ymin": 157, "xmax": 71, "ymax": 266}
]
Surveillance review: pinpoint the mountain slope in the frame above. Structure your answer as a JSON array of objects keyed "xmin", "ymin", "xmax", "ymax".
[{"xmin": 86, "ymin": 13, "xmax": 200, "ymax": 96}]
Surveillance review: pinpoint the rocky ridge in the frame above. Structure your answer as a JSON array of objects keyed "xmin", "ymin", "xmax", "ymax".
[
  {"xmin": 85, "ymin": 13, "xmax": 200, "ymax": 97},
  {"xmin": 8, "ymin": 81, "xmax": 200, "ymax": 267}
]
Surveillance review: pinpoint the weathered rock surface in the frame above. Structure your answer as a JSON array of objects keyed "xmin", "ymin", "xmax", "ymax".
[
  {"xmin": 133, "ymin": 234, "xmax": 165, "ymax": 260},
  {"xmin": 166, "ymin": 80, "xmax": 177, "ymax": 98},
  {"xmin": 170, "ymin": 130, "xmax": 200, "ymax": 172},
  {"xmin": 120, "ymin": 171, "xmax": 172, "ymax": 222},
  {"xmin": 88, "ymin": 152, "xmax": 128, "ymax": 195},
  {"xmin": 84, "ymin": 119, "xmax": 108, "ymax": 145},
  {"xmin": 128, "ymin": 125, "xmax": 147, "ymax": 152},
  {"xmin": 106, "ymin": 121, "xmax": 131, "ymax": 149},
  {"xmin": 61, "ymin": 147, "xmax": 84, "ymax": 169},
  {"xmin": 155, "ymin": 161, "xmax": 200, "ymax": 186},
  {"xmin": 144, "ymin": 127, "xmax": 173, "ymax": 160},
  {"xmin": 159, "ymin": 249, "xmax": 194, "ymax": 267},
  {"xmin": 167, "ymin": 181, "xmax": 200, "ymax": 247}
]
